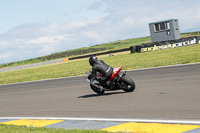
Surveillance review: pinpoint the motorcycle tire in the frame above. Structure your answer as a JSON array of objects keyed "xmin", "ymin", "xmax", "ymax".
[
  {"xmin": 119, "ymin": 76, "xmax": 135, "ymax": 92},
  {"xmin": 90, "ymin": 84, "xmax": 105, "ymax": 95}
]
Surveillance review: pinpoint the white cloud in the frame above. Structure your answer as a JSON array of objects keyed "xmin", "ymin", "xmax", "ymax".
[{"xmin": 26, "ymin": 35, "xmax": 68, "ymax": 44}]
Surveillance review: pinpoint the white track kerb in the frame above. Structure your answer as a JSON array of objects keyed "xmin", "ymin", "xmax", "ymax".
[{"xmin": 1, "ymin": 117, "xmax": 200, "ymax": 125}]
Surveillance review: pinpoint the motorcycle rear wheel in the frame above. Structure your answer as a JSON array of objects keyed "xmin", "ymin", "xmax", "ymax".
[
  {"xmin": 119, "ymin": 76, "xmax": 135, "ymax": 92},
  {"xmin": 90, "ymin": 84, "xmax": 105, "ymax": 94}
]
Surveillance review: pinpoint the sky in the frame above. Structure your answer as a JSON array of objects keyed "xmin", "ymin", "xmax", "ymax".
[{"xmin": 0, "ymin": 0, "xmax": 200, "ymax": 64}]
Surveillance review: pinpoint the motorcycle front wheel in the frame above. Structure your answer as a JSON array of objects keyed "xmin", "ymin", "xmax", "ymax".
[
  {"xmin": 119, "ymin": 76, "xmax": 135, "ymax": 92},
  {"xmin": 90, "ymin": 84, "xmax": 105, "ymax": 94}
]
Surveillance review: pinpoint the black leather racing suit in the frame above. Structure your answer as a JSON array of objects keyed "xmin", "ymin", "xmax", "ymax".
[{"xmin": 91, "ymin": 60, "xmax": 113, "ymax": 86}]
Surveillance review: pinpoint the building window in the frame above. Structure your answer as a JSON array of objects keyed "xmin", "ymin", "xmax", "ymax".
[
  {"xmin": 154, "ymin": 22, "xmax": 170, "ymax": 32},
  {"xmin": 155, "ymin": 24, "xmax": 159, "ymax": 32},
  {"xmin": 160, "ymin": 23, "xmax": 166, "ymax": 30}
]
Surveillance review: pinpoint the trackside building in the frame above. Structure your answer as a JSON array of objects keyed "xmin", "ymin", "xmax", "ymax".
[{"xmin": 149, "ymin": 19, "xmax": 181, "ymax": 43}]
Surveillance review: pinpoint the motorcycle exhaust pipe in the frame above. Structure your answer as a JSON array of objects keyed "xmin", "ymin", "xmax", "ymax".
[{"xmin": 123, "ymin": 70, "xmax": 127, "ymax": 75}]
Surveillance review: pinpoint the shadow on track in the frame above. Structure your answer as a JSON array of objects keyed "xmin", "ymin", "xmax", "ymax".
[{"xmin": 77, "ymin": 91, "xmax": 128, "ymax": 98}]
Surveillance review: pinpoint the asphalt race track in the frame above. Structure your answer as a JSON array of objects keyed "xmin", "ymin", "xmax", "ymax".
[{"xmin": 0, "ymin": 63, "xmax": 200, "ymax": 121}]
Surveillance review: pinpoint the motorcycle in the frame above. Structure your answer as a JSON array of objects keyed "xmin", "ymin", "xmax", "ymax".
[{"xmin": 86, "ymin": 67, "xmax": 135, "ymax": 94}]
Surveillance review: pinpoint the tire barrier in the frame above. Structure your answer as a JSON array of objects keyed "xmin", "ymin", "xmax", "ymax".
[
  {"xmin": 130, "ymin": 46, "xmax": 135, "ymax": 53},
  {"xmin": 140, "ymin": 36, "xmax": 200, "ymax": 53}
]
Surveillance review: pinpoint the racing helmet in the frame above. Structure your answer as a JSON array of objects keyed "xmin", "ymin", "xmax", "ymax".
[{"xmin": 89, "ymin": 55, "xmax": 97, "ymax": 66}]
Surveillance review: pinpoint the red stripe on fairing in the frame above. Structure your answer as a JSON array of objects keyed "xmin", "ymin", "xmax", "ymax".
[{"xmin": 109, "ymin": 67, "xmax": 122, "ymax": 81}]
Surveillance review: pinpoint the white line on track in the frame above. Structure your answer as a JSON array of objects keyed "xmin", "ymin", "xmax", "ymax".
[{"xmin": 0, "ymin": 117, "xmax": 200, "ymax": 125}]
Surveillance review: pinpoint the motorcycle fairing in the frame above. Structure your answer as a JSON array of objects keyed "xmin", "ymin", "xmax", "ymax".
[{"xmin": 109, "ymin": 67, "xmax": 122, "ymax": 81}]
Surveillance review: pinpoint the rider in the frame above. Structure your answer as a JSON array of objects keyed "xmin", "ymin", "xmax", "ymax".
[{"xmin": 89, "ymin": 55, "xmax": 113, "ymax": 89}]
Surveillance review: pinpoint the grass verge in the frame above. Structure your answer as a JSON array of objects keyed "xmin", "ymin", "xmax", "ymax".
[
  {"xmin": 0, "ymin": 124, "xmax": 114, "ymax": 133},
  {"xmin": 0, "ymin": 43, "xmax": 200, "ymax": 85}
]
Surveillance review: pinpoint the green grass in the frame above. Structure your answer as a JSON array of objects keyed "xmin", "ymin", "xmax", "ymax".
[
  {"xmin": 0, "ymin": 124, "xmax": 115, "ymax": 133},
  {"xmin": 0, "ymin": 43, "xmax": 200, "ymax": 85}
]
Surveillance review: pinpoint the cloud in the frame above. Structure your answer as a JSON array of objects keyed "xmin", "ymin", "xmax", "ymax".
[
  {"xmin": 1, "ymin": 0, "xmax": 200, "ymax": 64},
  {"xmin": 0, "ymin": 20, "xmax": 107, "ymax": 64}
]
